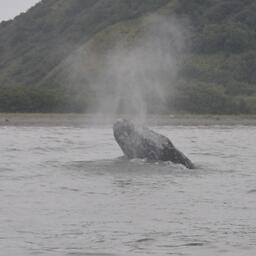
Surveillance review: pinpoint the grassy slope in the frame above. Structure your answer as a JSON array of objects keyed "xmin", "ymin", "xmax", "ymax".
[
  {"xmin": 0, "ymin": 0, "xmax": 256, "ymax": 113},
  {"xmin": 175, "ymin": 0, "xmax": 256, "ymax": 113},
  {"xmin": 42, "ymin": 0, "xmax": 256, "ymax": 114},
  {"xmin": 0, "ymin": 0, "xmax": 169, "ymax": 88},
  {"xmin": 0, "ymin": 0, "xmax": 170, "ymax": 112},
  {"xmin": 36, "ymin": 0, "xmax": 179, "ymax": 114}
]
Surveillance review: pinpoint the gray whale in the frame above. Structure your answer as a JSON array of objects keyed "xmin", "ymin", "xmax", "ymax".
[{"xmin": 113, "ymin": 119, "xmax": 194, "ymax": 169}]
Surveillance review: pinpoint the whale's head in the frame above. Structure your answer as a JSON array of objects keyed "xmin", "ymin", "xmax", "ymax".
[
  {"xmin": 113, "ymin": 119, "xmax": 138, "ymax": 158},
  {"xmin": 113, "ymin": 119, "xmax": 135, "ymax": 140}
]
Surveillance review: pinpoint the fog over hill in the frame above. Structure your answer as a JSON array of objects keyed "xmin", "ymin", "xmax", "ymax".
[{"xmin": 0, "ymin": 0, "xmax": 256, "ymax": 113}]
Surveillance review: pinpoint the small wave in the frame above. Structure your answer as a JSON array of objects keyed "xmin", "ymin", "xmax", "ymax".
[
  {"xmin": 247, "ymin": 189, "xmax": 256, "ymax": 194},
  {"xmin": 158, "ymin": 242, "xmax": 205, "ymax": 248},
  {"xmin": 67, "ymin": 253, "xmax": 116, "ymax": 256},
  {"xmin": 0, "ymin": 167, "xmax": 15, "ymax": 172},
  {"xmin": 135, "ymin": 238, "xmax": 155, "ymax": 243},
  {"xmin": 183, "ymin": 242, "xmax": 205, "ymax": 247},
  {"xmin": 60, "ymin": 186, "xmax": 80, "ymax": 192}
]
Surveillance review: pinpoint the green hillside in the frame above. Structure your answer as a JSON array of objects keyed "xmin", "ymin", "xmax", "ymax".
[
  {"xmin": 0, "ymin": 0, "xmax": 256, "ymax": 113},
  {"xmin": 175, "ymin": 0, "xmax": 256, "ymax": 114}
]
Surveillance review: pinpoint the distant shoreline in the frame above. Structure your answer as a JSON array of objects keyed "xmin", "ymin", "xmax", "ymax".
[{"xmin": 1, "ymin": 113, "xmax": 256, "ymax": 127}]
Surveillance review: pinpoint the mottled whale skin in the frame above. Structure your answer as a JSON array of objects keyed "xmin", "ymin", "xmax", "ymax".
[{"xmin": 113, "ymin": 119, "xmax": 194, "ymax": 169}]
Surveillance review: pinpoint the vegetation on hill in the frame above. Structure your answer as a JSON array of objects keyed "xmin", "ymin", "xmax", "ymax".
[
  {"xmin": 173, "ymin": 0, "xmax": 256, "ymax": 114},
  {"xmin": 0, "ymin": 0, "xmax": 256, "ymax": 113}
]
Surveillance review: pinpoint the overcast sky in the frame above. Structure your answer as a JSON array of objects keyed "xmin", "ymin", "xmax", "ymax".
[{"xmin": 0, "ymin": 0, "xmax": 40, "ymax": 22}]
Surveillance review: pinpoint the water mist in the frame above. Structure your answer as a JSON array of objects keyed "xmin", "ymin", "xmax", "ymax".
[{"xmin": 67, "ymin": 15, "xmax": 189, "ymax": 124}]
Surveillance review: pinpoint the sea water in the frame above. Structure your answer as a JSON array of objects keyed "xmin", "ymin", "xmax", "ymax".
[{"xmin": 0, "ymin": 122, "xmax": 255, "ymax": 255}]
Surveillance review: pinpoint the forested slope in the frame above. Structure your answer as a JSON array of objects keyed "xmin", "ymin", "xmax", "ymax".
[{"xmin": 0, "ymin": 0, "xmax": 255, "ymax": 113}]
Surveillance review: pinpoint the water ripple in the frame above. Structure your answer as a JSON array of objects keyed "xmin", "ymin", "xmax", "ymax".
[{"xmin": 0, "ymin": 125, "xmax": 255, "ymax": 256}]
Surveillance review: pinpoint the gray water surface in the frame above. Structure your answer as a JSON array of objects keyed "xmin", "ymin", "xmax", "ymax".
[{"xmin": 0, "ymin": 124, "xmax": 256, "ymax": 256}]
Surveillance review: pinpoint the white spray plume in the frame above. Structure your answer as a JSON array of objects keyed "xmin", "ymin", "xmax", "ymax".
[{"xmin": 67, "ymin": 15, "xmax": 189, "ymax": 124}]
